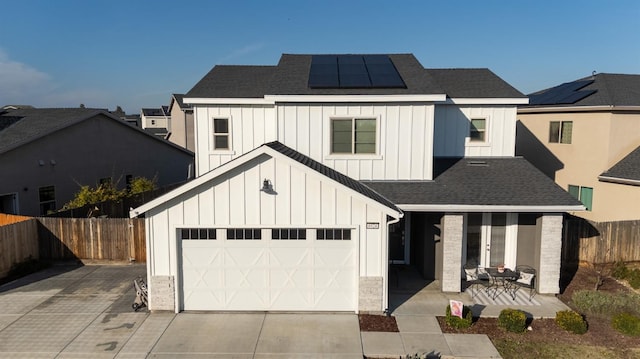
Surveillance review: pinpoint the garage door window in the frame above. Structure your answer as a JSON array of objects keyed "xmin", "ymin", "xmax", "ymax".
[
  {"xmin": 317, "ymin": 228, "xmax": 351, "ymax": 240},
  {"xmin": 181, "ymin": 228, "xmax": 217, "ymax": 240},
  {"xmin": 227, "ymin": 228, "xmax": 262, "ymax": 240},
  {"xmin": 272, "ymin": 228, "xmax": 307, "ymax": 240}
]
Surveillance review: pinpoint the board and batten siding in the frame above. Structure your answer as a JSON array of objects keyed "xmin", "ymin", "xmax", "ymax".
[
  {"xmin": 146, "ymin": 154, "xmax": 390, "ymax": 279},
  {"xmin": 195, "ymin": 105, "xmax": 277, "ymax": 177},
  {"xmin": 195, "ymin": 103, "xmax": 435, "ymax": 180},
  {"xmin": 433, "ymin": 105, "xmax": 517, "ymax": 157}
]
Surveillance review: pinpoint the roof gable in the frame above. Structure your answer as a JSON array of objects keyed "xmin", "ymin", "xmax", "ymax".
[{"xmin": 132, "ymin": 141, "xmax": 401, "ymax": 217}]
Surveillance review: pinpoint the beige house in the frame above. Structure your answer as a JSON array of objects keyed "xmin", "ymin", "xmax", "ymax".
[
  {"xmin": 517, "ymin": 73, "xmax": 640, "ymax": 222},
  {"xmin": 167, "ymin": 94, "xmax": 194, "ymax": 152}
]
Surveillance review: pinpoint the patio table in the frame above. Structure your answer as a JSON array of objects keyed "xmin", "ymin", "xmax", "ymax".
[{"xmin": 486, "ymin": 267, "xmax": 519, "ymax": 300}]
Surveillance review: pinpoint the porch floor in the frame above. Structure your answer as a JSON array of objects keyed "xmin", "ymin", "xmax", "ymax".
[{"xmin": 389, "ymin": 265, "xmax": 569, "ymax": 319}]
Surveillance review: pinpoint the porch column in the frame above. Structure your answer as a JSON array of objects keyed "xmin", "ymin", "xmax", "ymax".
[
  {"xmin": 538, "ymin": 213, "xmax": 563, "ymax": 294},
  {"xmin": 442, "ymin": 213, "xmax": 464, "ymax": 292}
]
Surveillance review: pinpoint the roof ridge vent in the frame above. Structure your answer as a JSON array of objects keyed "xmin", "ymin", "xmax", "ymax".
[{"xmin": 467, "ymin": 160, "xmax": 488, "ymax": 166}]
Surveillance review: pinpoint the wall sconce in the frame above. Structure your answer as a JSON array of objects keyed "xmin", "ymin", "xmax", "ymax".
[
  {"xmin": 260, "ymin": 178, "xmax": 276, "ymax": 194},
  {"xmin": 38, "ymin": 160, "xmax": 45, "ymax": 166},
  {"xmin": 50, "ymin": 159, "xmax": 56, "ymax": 166}
]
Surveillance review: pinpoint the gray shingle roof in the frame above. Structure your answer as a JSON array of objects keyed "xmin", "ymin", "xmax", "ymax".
[
  {"xmin": 263, "ymin": 141, "xmax": 401, "ymax": 213},
  {"xmin": 600, "ymin": 145, "xmax": 640, "ymax": 183},
  {"xmin": 527, "ymin": 73, "xmax": 640, "ymax": 107},
  {"xmin": 0, "ymin": 108, "xmax": 109, "ymax": 154},
  {"xmin": 363, "ymin": 157, "xmax": 582, "ymax": 207},
  {"xmin": 425, "ymin": 69, "xmax": 525, "ymax": 98},
  {"xmin": 185, "ymin": 54, "xmax": 525, "ymax": 99}
]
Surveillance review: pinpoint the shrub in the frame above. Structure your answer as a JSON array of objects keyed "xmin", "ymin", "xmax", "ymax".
[
  {"xmin": 611, "ymin": 313, "xmax": 640, "ymax": 336},
  {"xmin": 611, "ymin": 261, "xmax": 630, "ymax": 280},
  {"xmin": 445, "ymin": 304, "xmax": 473, "ymax": 329},
  {"xmin": 498, "ymin": 308, "xmax": 527, "ymax": 333},
  {"xmin": 627, "ymin": 269, "xmax": 640, "ymax": 290},
  {"xmin": 555, "ymin": 310, "xmax": 587, "ymax": 334},
  {"xmin": 571, "ymin": 290, "xmax": 640, "ymax": 318}
]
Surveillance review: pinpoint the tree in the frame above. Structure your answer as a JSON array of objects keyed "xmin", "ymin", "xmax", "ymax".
[
  {"xmin": 128, "ymin": 176, "xmax": 156, "ymax": 195},
  {"xmin": 63, "ymin": 176, "xmax": 157, "ymax": 210}
]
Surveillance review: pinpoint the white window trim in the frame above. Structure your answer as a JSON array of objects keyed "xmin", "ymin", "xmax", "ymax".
[
  {"xmin": 325, "ymin": 115, "xmax": 382, "ymax": 159},
  {"xmin": 210, "ymin": 116, "xmax": 234, "ymax": 154},
  {"xmin": 465, "ymin": 116, "xmax": 492, "ymax": 147}
]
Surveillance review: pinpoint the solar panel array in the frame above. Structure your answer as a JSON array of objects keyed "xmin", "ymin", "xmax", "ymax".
[
  {"xmin": 529, "ymin": 79, "xmax": 596, "ymax": 105},
  {"xmin": 308, "ymin": 55, "xmax": 406, "ymax": 89}
]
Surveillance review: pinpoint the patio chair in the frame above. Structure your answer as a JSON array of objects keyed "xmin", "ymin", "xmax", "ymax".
[
  {"xmin": 510, "ymin": 265, "xmax": 536, "ymax": 301},
  {"xmin": 463, "ymin": 262, "xmax": 490, "ymax": 298}
]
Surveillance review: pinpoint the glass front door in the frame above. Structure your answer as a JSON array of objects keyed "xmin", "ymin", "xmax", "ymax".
[{"xmin": 465, "ymin": 213, "xmax": 510, "ymax": 268}]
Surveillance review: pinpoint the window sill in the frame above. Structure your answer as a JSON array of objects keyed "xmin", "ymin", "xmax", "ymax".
[
  {"xmin": 465, "ymin": 140, "xmax": 492, "ymax": 147},
  {"xmin": 325, "ymin": 154, "xmax": 383, "ymax": 160},
  {"xmin": 209, "ymin": 150, "xmax": 235, "ymax": 155}
]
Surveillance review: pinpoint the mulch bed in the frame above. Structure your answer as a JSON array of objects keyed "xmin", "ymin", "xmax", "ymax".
[{"xmin": 359, "ymin": 313, "xmax": 399, "ymax": 332}]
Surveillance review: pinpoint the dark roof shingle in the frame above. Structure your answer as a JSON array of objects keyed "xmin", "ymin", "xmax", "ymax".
[
  {"xmin": 364, "ymin": 157, "xmax": 582, "ymax": 207},
  {"xmin": 425, "ymin": 68, "xmax": 525, "ymax": 98},
  {"xmin": 600, "ymin": 145, "xmax": 640, "ymax": 183}
]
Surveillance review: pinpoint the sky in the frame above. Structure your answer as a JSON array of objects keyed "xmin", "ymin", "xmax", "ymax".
[{"xmin": 1, "ymin": 0, "xmax": 639, "ymax": 114}]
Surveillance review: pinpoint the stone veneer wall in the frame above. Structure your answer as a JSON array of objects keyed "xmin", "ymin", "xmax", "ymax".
[
  {"xmin": 538, "ymin": 213, "xmax": 563, "ymax": 294},
  {"xmin": 149, "ymin": 275, "xmax": 175, "ymax": 311},
  {"xmin": 359, "ymin": 277, "xmax": 383, "ymax": 312},
  {"xmin": 442, "ymin": 214, "xmax": 464, "ymax": 292}
]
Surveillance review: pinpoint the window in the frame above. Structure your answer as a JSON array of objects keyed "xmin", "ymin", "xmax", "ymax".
[
  {"xmin": 568, "ymin": 185, "xmax": 593, "ymax": 211},
  {"xmin": 151, "ymin": 119, "xmax": 156, "ymax": 125},
  {"xmin": 272, "ymin": 228, "xmax": 307, "ymax": 240},
  {"xmin": 316, "ymin": 228, "xmax": 351, "ymax": 240},
  {"xmin": 331, "ymin": 118, "xmax": 376, "ymax": 154},
  {"xmin": 549, "ymin": 121, "xmax": 572, "ymax": 144},
  {"xmin": 469, "ymin": 118, "xmax": 486, "ymax": 142},
  {"xmin": 181, "ymin": 228, "xmax": 217, "ymax": 240},
  {"xmin": 38, "ymin": 185, "xmax": 56, "ymax": 215},
  {"xmin": 227, "ymin": 228, "xmax": 261, "ymax": 240},
  {"xmin": 213, "ymin": 118, "xmax": 230, "ymax": 150}
]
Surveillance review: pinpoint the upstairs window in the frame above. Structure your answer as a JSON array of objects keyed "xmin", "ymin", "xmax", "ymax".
[
  {"xmin": 213, "ymin": 118, "xmax": 230, "ymax": 150},
  {"xmin": 39, "ymin": 185, "xmax": 56, "ymax": 215},
  {"xmin": 469, "ymin": 118, "xmax": 486, "ymax": 142},
  {"xmin": 549, "ymin": 121, "xmax": 572, "ymax": 144},
  {"xmin": 568, "ymin": 184, "xmax": 593, "ymax": 211},
  {"xmin": 331, "ymin": 118, "xmax": 376, "ymax": 154}
]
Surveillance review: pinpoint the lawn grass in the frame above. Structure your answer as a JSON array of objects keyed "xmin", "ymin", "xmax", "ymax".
[{"xmin": 493, "ymin": 340, "xmax": 636, "ymax": 359}]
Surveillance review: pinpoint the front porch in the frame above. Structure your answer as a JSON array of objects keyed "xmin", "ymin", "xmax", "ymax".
[{"xmin": 388, "ymin": 264, "xmax": 569, "ymax": 318}]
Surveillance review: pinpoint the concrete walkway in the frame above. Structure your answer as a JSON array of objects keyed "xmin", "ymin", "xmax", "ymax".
[{"xmin": 0, "ymin": 264, "xmax": 572, "ymax": 358}]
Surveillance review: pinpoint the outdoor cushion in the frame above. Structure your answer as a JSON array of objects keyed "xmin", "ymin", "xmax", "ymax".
[
  {"xmin": 465, "ymin": 268, "xmax": 478, "ymax": 281},
  {"xmin": 517, "ymin": 271, "xmax": 534, "ymax": 286}
]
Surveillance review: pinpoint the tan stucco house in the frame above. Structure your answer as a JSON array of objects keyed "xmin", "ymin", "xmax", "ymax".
[{"xmin": 516, "ymin": 73, "xmax": 640, "ymax": 222}]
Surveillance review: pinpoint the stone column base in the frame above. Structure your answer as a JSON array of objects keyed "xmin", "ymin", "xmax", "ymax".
[
  {"xmin": 149, "ymin": 275, "xmax": 175, "ymax": 311},
  {"xmin": 359, "ymin": 276, "xmax": 383, "ymax": 313}
]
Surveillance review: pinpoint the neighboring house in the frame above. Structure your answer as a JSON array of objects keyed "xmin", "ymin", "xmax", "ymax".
[
  {"xmin": 132, "ymin": 54, "xmax": 582, "ymax": 313},
  {"xmin": 516, "ymin": 73, "xmax": 640, "ymax": 222},
  {"xmin": 0, "ymin": 108, "xmax": 194, "ymax": 216},
  {"xmin": 141, "ymin": 106, "xmax": 170, "ymax": 139},
  {"xmin": 167, "ymin": 94, "xmax": 195, "ymax": 152}
]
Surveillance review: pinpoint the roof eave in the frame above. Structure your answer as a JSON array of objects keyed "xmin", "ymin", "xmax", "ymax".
[
  {"xmin": 445, "ymin": 98, "xmax": 529, "ymax": 105},
  {"xmin": 397, "ymin": 204, "xmax": 585, "ymax": 212},
  {"xmin": 518, "ymin": 105, "xmax": 640, "ymax": 113},
  {"xmin": 598, "ymin": 175, "xmax": 640, "ymax": 187}
]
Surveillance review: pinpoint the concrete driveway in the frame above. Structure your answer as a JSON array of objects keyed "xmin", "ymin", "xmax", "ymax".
[
  {"xmin": 0, "ymin": 264, "xmax": 502, "ymax": 358},
  {"xmin": 0, "ymin": 264, "xmax": 363, "ymax": 358}
]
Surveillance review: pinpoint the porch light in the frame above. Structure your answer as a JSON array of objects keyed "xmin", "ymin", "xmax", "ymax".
[{"xmin": 261, "ymin": 179, "xmax": 273, "ymax": 192}]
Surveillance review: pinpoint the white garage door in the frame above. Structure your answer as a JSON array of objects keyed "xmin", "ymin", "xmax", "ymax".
[{"xmin": 179, "ymin": 228, "xmax": 357, "ymax": 311}]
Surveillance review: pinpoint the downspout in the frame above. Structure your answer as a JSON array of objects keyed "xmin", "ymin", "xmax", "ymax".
[{"xmin": 383, "ymin": 213, "xmax": 403, "ymax": 315}]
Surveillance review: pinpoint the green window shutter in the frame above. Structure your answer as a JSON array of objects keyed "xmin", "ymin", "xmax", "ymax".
[
  {"xmin": 580, "ymin": 187, "xmax": 593, "ymax": 211},
  {"xmin": 568, "ymin": 185, "xmax": 580, "ymax": 199}
]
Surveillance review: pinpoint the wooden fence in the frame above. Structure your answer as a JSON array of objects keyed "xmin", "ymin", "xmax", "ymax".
[
  {"xmin": 564, "ymin": 217, "xmax": 640, "ymax": 265},
  {"xmin": 0, "ymin": 219, "xmax": 39, "ymax": 277},
  {"xmin": 0, "ymin": 213, "xmax": 32, "ymax": 226},
  {"xmin": 37, "ymin": 217, "xmax": 146, "ymax": 263},
  {"xmin": 0, "ymin": 217, "xmax": 145, "ymax": 275}
]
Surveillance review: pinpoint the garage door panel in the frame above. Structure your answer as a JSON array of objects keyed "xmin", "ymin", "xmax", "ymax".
[{"xmin": 181, "ymin": 231, "xmax": 356, "ymax": 311}]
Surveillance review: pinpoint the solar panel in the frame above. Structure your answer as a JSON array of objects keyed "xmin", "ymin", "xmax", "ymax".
[
  {"xmin": 529, "ymin": 80, "xmax": 595, "ymax": 105},
  {"xmin": 308, "ymin": 55, "xmax": 406, "ymax": 89}
]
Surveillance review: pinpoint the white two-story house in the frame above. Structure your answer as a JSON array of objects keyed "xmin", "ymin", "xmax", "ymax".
[{"xmin": 132, "ymin": 54, "xmax": 582, "ymax": 313}]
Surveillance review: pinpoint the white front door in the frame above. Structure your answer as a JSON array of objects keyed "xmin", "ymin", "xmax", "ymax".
[
  {"xmin": 465, "ymin": 213, "xmax": 518, "ymax": 268},
  {"xmin": 179, "ymin": 228, "xmax": 357, "ymax": 311}
]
